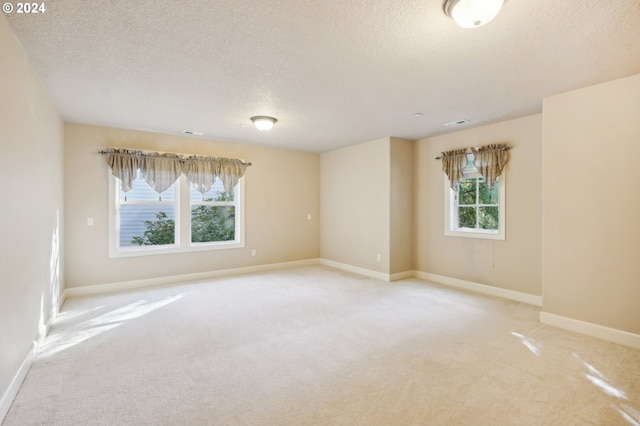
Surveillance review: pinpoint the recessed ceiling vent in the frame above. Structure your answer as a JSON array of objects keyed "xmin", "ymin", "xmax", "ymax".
[
  {"xmin": 444, "ymin": 119, "xmax": 470, "ymax": 127},
  {"xmin": 183, "ymin": 130, "xmax": 204, "ymax": 136}
]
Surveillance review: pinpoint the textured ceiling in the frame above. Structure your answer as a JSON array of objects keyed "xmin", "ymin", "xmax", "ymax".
[{"xmin": 5, "ymin": 0, "xmax": 640, "ymax": 152}]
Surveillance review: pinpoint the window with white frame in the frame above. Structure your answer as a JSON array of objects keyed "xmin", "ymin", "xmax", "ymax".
[
  {"xmin": 117, "ymin": 170, "xmax": 179, "ymax": 249},
  {"xmin": 444, "ymin": 154, "xmax": 505, "ymax": 240},
  {"xmin": 190, "ymin": 178, "xmax": 238, "ymax": 244},
  {"xmin": 109, "ymin": 172, "xmax": 244, "ymax": 257}
]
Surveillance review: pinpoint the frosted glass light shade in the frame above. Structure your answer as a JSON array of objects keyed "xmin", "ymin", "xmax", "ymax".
[
  {"xmin": 444, "ymin": 0, "xmax": 504, "ymax": 28},
  {"xmin": 250, "ymin": 116, "xmax": 277, "ymax": 131}
]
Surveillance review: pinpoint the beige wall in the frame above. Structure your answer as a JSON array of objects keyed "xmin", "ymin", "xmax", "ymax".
[
  {"xmin": 542, "ymin": 74, "xmax": 640, "ymax": 334},
  {"xmin": 390, "ymin": 138, "xmax": 413, "ymax": 275},
  {"xmin": 320, "ymin": 137, "xmax": 414, "ymax": 276},
  {"xmin": 414, "ymin": 115, "xmax": 542, "ymax": 296},
  {"xmin": 0, "ymin": 16, "xmax": 63, "ymax": 408},
  {"xmin": 64, "ymin": 123, "xmax": 320, "ymax": 288},
  {"xmin": 321, "ymin": 138, "xmax": 391, "ymax": 273}
]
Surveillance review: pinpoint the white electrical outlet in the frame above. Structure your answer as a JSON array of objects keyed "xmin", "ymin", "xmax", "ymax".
[
  {"xmin": 376, "ymin": 254, "xmax": 381, "ymax": 262},
  {"xmin": 87, "ymin": 217, "xmax": 94, "ymax": 226},
  {"xmin": 251, "ymin": 249, "xmax": 257, "ymax": 257},
  {"xmin": 307, "ymin": 213, "xmax": 311, "ymax": 220}
]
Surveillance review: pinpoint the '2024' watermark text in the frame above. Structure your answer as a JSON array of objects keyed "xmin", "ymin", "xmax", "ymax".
[{"xmin": 3, "ymin": 2, "xmax": 46, "ymax": 14}]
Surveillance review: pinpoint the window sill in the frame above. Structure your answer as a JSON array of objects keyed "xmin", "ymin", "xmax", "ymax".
[
  {"xmin": 109, "ymin": 241, "xmax": 245, "ymax": 258},
  {"xmin": 445, "ymin": 228, "xmax": 504, "ymax": 240}
]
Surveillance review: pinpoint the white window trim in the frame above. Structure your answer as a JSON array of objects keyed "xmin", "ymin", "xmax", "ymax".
[
  {"xmin": 444, "ymin": 173, "xmax": 505, "ymax": 241},
  {"xmin": 109, "ymin": 174, "xmax": 245, "ymax": 258}
]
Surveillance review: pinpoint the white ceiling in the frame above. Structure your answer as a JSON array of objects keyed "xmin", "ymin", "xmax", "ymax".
[{"xmin": 6, "ymin": 0, "xmax": 640, "ymax": 152}]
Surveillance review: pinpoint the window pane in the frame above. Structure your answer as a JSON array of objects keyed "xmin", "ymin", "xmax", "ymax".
[
  {"xmin": 120, "ymin": 206, "xmax": 175, "ymax": 247},
  {"xmin": 479, "ymin": 206, "xmax": 499, "ymax": 230},
  {"xmin": 191, "ymin": 206, "xmax": 235, "ymax": 243},
  {"xmin": 458, "ymin": 207, "xmax": 476, "ymax": 228},
  {"xmin": 119, "ymin": 172, "xmax": 175, "ymax": 201},
  {"xmin": 478, "ymin": 180, "xmax": 498, "ymax": 205},
  {"xmin": 190, "ymin": 178, "xmax": 234, "ymax": 202},
  {"xmin": 458, "ymin": 179, "xmax": 476, "ymax": 205}
]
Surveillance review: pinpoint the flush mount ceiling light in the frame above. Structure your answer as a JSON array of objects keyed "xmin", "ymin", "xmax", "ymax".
[
  {"xmin": 444, "ymin": 0, "xmax": 504, "ymax": 28},
  {"xmin": 250, "ymin": 116, "xmax": 278, "ymax": 131}
]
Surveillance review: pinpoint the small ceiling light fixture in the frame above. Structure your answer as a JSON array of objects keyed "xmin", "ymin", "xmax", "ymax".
[
  {"xmin": 250, "ymin": 116, "xmax": 278, "ymax": 131},
  {"xmin": 443, "ymin": 0, "xmax": 504, "ymax": 28}
]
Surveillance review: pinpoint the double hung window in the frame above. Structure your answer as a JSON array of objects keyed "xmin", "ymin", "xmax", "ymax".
[
  {"xmin": 445, "ymin": 154, "xmax": 505, "ymax": 240},
  {"xmin": 109, "ymin": 170, "xmax": 244, "ymax": 257},
  {"xmin": 190, "ymin": 178, "xmax": 237, "ymax": 244}
]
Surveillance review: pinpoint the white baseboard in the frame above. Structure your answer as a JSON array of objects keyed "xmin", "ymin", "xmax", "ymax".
[
  {"xmin": 63, "ymin": 259, "xmax": 415, "ymax": 305},
  {"xmin": 415, "ymin": 271, "xmax": 543, "ymax": 307},
  {"xmin": 0, "ymin": 342, "xmax": 37, "ymax": 423},
  {"xmin": 540, "ymin": 312, "xmax": 640, "ymax": 349},
  {"xmin": 62, "ymin": 258, "xmax": 321, "ymax": 302},
  {"xmin": 1, "ymin": 296, "xmax": 60, "ymax": 423},
  {"xmin": 389, "ymin": 270, "xmax": 415, "ymax": 282},
  {"xmin": 62, "ymin": 261, "xmax": 541, "ymax": 308},
  {"xmin": 318, "ymin": 259, "xmax": 392, "ymax": 281}
]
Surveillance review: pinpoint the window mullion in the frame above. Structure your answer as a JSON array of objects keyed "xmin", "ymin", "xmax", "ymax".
[
  {"xmin": 475, "ymin": 178, "xmax": 480, "ymax": 229},
  {"xmin": 454, "ymin": 184, "xmax": 459, "ymax": 229},
  {"xmin": 177, "ymin": 175, "xmax": 189, "ymax": 248},
  {"xmin": 120, "ymin": 201, "xmax": 175, "ymax": 206}
]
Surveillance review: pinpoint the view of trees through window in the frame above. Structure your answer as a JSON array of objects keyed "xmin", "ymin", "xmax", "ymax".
[
  {"xmin": 457, "ymin": 177, "xmax": 499, "ymax": 230},
  {"xmin": 131, "ymin": 211, "xmax": 176, "ymax": 246},
  {"xmin": 191, "ymin": 190, "xmax": 235, "ymax": 244},
  {"xmin": 130, "ymin": 190, "xmax": 235, "ymax": 246}
]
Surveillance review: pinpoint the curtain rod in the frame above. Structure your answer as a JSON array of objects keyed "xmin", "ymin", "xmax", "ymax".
[
  {"xmin": 434, "ymin": 145, "xmax": 512, "ymax": 160},
  {"xmin": 98, "ymin": 148, "xmax": 252, "ymax": 166}
]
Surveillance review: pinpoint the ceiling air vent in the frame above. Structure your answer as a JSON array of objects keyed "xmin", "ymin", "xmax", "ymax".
[
  {"xmin": 444, "ymin": 119, "xmax": 470, "ymax": 127},
  {"xmin": 183, "ymin": 130, "xmax": 204, "ymax": 136}
]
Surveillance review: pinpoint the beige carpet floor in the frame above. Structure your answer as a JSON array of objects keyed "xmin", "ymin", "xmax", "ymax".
[{"xmin": 4, "ymin": 265, "xmax": 640, "ymax": 425}]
